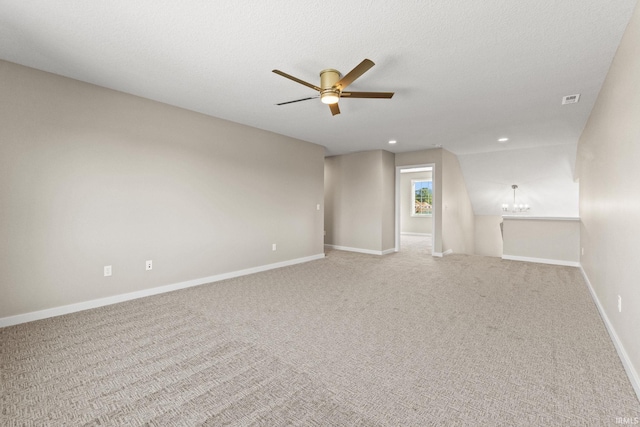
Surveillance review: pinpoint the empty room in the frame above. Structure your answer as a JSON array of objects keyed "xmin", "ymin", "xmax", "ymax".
[{"xmin": 1, "ymin": 1, "xmax": 639, "ymax": 426}]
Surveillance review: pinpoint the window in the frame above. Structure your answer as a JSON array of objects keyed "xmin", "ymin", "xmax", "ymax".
[{"xmin": 412, "ymin": 179, "xmax": 433, "ymax": 216}]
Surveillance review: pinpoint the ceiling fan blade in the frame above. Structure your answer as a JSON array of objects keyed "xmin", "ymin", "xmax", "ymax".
[
  {"xmin": 272, "ymin": 70, "xmax": 321, "ymax": 92},
  {"xmin": 340, "ymin": 91, "xmax": 394, "ymax": 99},
  {"xmin": 334, "ymin": 59, "xmax": 375, "ymax": 90},
  {"xmin": 276, "ymin": 96, "xmax": 319, "ymax": 106},
  {"xmin": 329, "ymin": 103, "xmax": 340, "ymax": 116}
]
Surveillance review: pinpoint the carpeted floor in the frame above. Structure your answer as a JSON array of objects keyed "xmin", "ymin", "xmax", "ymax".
[{"xmin": 1, "ymin": 236, "xmax": 639, "ymax": 426}]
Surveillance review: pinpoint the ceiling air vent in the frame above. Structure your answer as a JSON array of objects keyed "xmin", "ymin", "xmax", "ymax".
[{"xmin": 562, "ymin": 94, "xmax": 580, "ymax": 105}]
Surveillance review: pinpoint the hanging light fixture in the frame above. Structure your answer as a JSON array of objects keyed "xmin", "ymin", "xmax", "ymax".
[{"xmin": 502, "ymin": 184, "xmax": 530, "ymax": 213}]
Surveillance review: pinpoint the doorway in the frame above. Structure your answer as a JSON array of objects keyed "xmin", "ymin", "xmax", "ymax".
[{"xmin": 395, "ymin": 164, "xmax": 436, "ymax": 255}]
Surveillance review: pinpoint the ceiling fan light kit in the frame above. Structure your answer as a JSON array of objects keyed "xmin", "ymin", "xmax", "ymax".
[
  {"xmin": 320, "ymin": 91, "xmax": 340, "ymax": 105},
  {"xmin": 273, "ymin": 59, "xmax": 394, "ymax": 115}
]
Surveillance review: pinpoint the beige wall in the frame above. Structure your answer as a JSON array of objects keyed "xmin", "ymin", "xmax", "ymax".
[
  {"xmin": 576, "ymin": 1, "xmax": 640, "ymax": 396},
  {"xmin": 0, "ymin": 60, "xmax": 325, "ymax": 318},
  {"xmin": 328, "ymin": 148, "xmax": 474, "ymax": 256},
  {"xmin": 381, "ymin": 151, "xmax": 396, "ymax": 251},
  {"xmin": 474, "ymin": 215, "xmax": 503, "ymax": 257},
  {"xmin": 328, "ymin": 148, "xmax": 473, "ymax": 256},
  {"xmin": 502, "ymin": 218, "xmax": 580, "ymax": 265},
  {"xmin": 324, "ymin": 150, "xmax": 395, "ymax": 253},
  {"xmin": 441, "ymin": 149, "xmax": 475, "ymax": 255},
  {"xmin": 400, "ymin": 170, "xmax": 433, "ymax": 235}
]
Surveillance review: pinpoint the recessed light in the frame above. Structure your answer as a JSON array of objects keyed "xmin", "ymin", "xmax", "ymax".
[
  {"xmin": 432, "ymin": 144, "xmax": 442, "ymax": 148},
  {"xmin": 498, "ymin": 138, "xmax": 509, "ymax": 143},
  {"xmin": 388, "ymin": 140, "xmax": 397, "ymax": 144}
]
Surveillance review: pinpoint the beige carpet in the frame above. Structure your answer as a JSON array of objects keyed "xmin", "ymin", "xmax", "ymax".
[{"xmin": 2, "ymin": 236, "xmax": 639, "ymax": 426}]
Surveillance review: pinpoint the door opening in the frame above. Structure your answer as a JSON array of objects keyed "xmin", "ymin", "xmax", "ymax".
[{"xmin": 395, "ymin": 164, "xmax": 436, "ymax": 255}]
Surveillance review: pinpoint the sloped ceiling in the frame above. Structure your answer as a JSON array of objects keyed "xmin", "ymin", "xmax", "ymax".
[
  {"xmin": 0, "ymin": 1, "xmax": 637, "ymax": 216},
  {"xmin": 458, "ymin": 144, "xmax": 579, "ymax": 217}
]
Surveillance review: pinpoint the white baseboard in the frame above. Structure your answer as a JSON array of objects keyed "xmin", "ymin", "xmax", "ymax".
[
  {"xmin": 502, "ymin": 254, "xmax": 580, "ymax": 267},
  {"xmin": 580, "ymin": 265, "xmax": 640, "ymax": 402},
  {"xmin": 432, "ymin": 249, "xmax": 453, "ymax": 258},
  {"xmin": 401, "ymin": 232, "xmax": 432, "ymax": 237},
  {"xmin": 0, "ymin": 253, "xmax": 326, "ymax": 328},
  {"xmin": 324, "ymin": 244, "xmax": 395, "ymax": 256}
]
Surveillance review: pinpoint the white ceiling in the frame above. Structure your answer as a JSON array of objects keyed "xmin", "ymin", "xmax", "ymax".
[{"xmin": 0, "ymin": 1, "xmax": 636, "ymax": 157}]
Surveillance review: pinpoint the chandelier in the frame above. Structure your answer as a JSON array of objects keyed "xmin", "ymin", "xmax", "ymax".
[{"xmin": 502, "ymin": 184, "xmax": 530, "ymax": 213}]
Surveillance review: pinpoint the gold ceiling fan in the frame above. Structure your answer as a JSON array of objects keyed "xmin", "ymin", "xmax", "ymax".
[{"xmin": 272, "ymin": 58, "xmax": 394, "ymax": 116}]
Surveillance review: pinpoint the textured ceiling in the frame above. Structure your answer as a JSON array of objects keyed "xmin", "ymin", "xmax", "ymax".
[{"xmin": 0, "ymin": 1, "xmax": 637, "ymax": 157}]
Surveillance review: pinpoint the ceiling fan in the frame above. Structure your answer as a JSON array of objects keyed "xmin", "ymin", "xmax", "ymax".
[{"xmin": 272, "ymin": 59, "xmax": 394, "ymax": 116}]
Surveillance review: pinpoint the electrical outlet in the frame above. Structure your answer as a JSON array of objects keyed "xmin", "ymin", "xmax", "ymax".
[
  {"xmin": 618, "ymin": 295, "xmax": 622, "ymax": 313},
  {"xmin": 581, "ymin": 247, "xmax": 584, "ymax": 256},
  {"xmin": 272, "ymin": 243, "xmax": 277, "ymax": 251},
  {"xmin": 104, "ymin": 265, "xmax": 112, "ymax": 277},
  {"xmin": 316, "ymin": 204, "xmax": 321, "ymax": 211},
  {"xmin": 146, "ymin": 260, "xmax": 153, "ymax": 271}
]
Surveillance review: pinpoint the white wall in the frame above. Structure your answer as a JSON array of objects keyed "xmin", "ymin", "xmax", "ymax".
[
  {"xmin": 400, "ymin": 170, "xmax": 433, "ymax": 235},
  {"xmin": 576, "ymin": 1, "xmax": 640, "ymax": 398},
  {"xmin": 0, "ymin": 60, "xmax": 325, "ymax": 319},
  {"xmin": 458, "ymin": 144, "xmax": 579, "ymax": 217}
]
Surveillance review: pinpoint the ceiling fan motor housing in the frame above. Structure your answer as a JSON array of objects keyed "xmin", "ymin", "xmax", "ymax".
[
  {"xmin": 320, "ymin": 69, "xmax": 341, "ymax": 104},
  {"xmin": 320, "ymin": 69, "xmax": 340, "ymax": 89}
]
